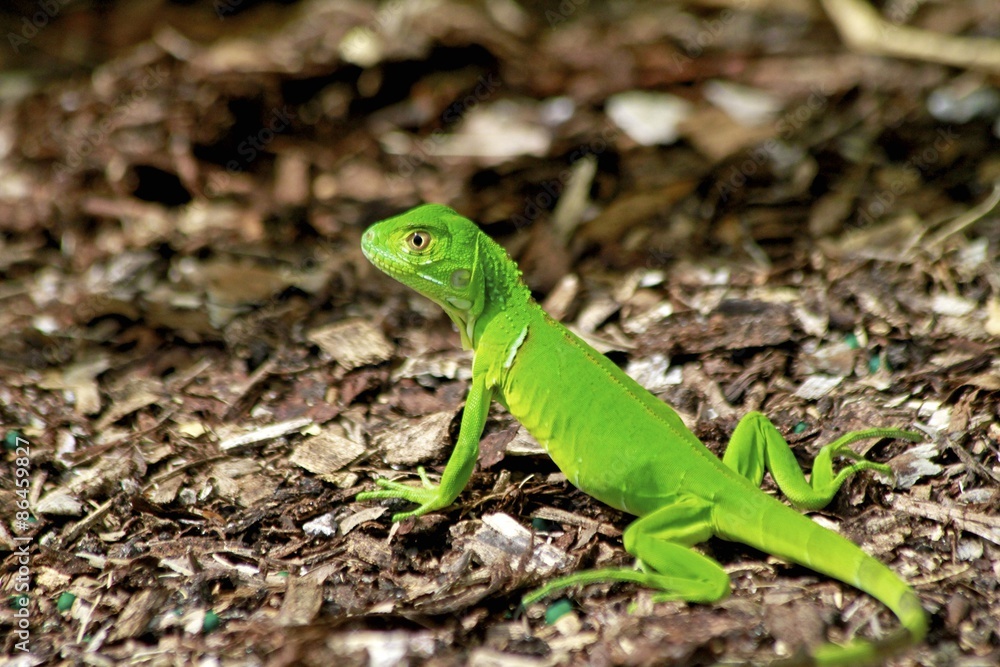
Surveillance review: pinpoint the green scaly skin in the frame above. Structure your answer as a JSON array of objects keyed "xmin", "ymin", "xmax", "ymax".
[{"xmin": 357, "ymin": 204, "xmax": 927, "ymax": 666}]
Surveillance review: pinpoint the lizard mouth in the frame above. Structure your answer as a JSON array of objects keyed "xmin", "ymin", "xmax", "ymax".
[{"xmin": 361, "ymin": 240, "xmax": 403, "ymax": 279}]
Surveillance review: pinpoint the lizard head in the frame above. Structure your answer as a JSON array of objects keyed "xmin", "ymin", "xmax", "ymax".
[{"xmin": 361, "ymin": 203, "xmax": 489, "ymax": 349}]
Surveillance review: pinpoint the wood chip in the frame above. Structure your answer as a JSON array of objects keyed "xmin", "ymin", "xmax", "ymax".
[
  {"xmin": 378, "ymin": 411, "xmax": 456, "ymax": 465},
  {"xmin": 235, "ymin": 474, "xmax": 280, "ymax": 508},
  {"xmin": 277, "ymin": 576, "xmax": 324, "ymax": 626},
  {"xmin": 145, "ymin": 475, "xmax": 184, "ymax": 505},
  {"xmin": 302, "ymin": 512, "xmax": 338, "ymax": 537},
  {"xmin": 892, "ymin": 495, "xmax": 1000, "ymax": 546},
  {"xmin": 219, "ymin": 416, "xmax": 313, "ymax": 451},
  {"xmin": 290, "ymin": 427, "xmax": 365, "ymax": 475},
  {"xmin": 392, "ymin": 349, "xmax": 473, "ymax": 382},
  {"xmin": 308, "ymin": 318, "xmax": 394, "ymax": 370},
  {"xmin": 794, "ymin": 374, "xmax": 843, "ymax": 400},
  {"xmin": 327, "ymin": 630, "xmax": 437, "ymax": 665},
  {"xmin": 468, "ymin": 648, "xmax": 557, "ymax": 667},
  {"xmin": 36, "ymin": 490, "xmax": 83, "ymax": 516},
  {"xmin": 339, "ymin": 506, "xmax": 387, "ymax": 536},
  {"xmin": 531, "ymin": 506, "xmax": 619, "ymax": 537},
  {"xmin": 38, "ymin": 355, "xmax": 110, "ymax": 415},
  {"xmin": 889, "ymin": 444, "xmax": 943, "ymax": 489},
  {"xmin": 504, "ymin": 426, "xmax": 545, "ymax": 456},
  {"xmin": 273, "ymin": 150, "xmax": 311, "ymax": 206},
  {"xmin": 109, "ymin": 588, "xmax": 167, "ymax": 642},
  {"xmin": 462, "ymin": 512, "xmax": 573, "ymax": 578}
]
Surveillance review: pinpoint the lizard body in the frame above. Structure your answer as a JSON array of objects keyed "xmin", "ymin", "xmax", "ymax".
[{"xmin": 358, "ymin": 204, "xmax": 927, "ymax": 665}]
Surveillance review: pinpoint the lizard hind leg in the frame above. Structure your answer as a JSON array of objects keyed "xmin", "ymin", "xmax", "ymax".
[
  {"xmin": 522, "ymin": 496, "xmax": 729, "ymax": 606},
  {"xmin": 721, "ymin": 411, "xmax": 921, "ymax": 511}
]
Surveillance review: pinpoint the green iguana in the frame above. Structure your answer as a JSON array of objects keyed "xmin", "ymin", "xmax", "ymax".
[{"xmin": 357, "ymin": 203, "xmax": 927, "ymax": 666}]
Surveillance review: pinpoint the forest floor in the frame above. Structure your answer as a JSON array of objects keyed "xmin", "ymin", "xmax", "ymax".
[{"xmin": 1, "ymin": 1, "xmax": 999, "ymax": 665}]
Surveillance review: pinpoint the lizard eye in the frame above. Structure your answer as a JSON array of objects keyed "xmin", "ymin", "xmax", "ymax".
[{"xmin": 406, "ymin": 230, "xmax": 432, "ymax": 252}]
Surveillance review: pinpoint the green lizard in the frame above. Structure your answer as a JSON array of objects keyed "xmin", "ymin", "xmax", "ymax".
[{"xmin": 357, "ymin": 203, "xmax": 927, "ymax": 666}]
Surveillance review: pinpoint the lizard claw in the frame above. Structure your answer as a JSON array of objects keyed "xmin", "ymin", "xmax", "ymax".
[{"xmin": 356, "ymin": 475, "xmax": 447, "ymax": 521}]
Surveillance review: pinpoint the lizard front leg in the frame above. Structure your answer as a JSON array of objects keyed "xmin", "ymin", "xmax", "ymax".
[{"xmin": 357, "ymin": 374, "xmax": 493, "ymax": 521}]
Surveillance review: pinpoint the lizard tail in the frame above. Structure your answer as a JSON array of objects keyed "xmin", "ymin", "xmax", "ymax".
[
  {"xmin": 806, "ymin": 592, "xmax": 924, "ymax": 667},
  {"xmin": 718, "ymin": 498, "xmax": 926, "ymax": 666}
]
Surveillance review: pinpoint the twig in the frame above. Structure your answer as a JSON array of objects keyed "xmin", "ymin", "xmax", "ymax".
[
  {"xmin": 891, "ymin": 495, "xmax": 1000, "ymax": 546},
  {"xmin": 822, "ymin": 0, "xmax": 1000, "ymax": 72},
  {"xmin": 924, "ymin": 182, "xmax": 1000, "ymax": 250}
]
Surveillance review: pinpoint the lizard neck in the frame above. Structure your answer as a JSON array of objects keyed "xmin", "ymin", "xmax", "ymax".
[{"xmin": 466, "ymin": 236, "xmax": 532, "ymax": 350}]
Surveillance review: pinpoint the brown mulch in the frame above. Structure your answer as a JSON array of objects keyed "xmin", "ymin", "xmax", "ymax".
[{"xmin": 1, "ymin": 1, "xmax": 999, "ymax": 665}]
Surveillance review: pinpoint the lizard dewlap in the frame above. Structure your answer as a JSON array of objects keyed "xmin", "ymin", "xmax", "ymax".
[{"xmin": 358, "ymin": 203, "xmax": 927, "ymax": 666}]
